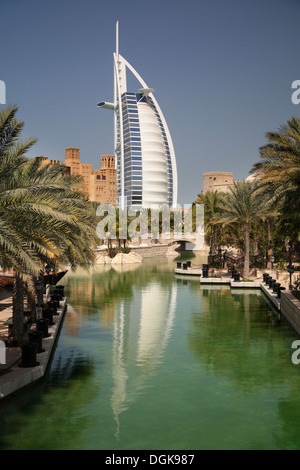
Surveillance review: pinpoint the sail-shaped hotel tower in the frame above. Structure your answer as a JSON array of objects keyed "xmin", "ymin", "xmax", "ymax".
[{"xmin": 98, "ymin": 22, "xmax": 177, "ymax": 209}]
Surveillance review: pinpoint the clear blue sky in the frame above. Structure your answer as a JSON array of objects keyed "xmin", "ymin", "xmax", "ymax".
[{"xmin": 1, "ymin": 0, "xmax": 299, "ymax": 204}]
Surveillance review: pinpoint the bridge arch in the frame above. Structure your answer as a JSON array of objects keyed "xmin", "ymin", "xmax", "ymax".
[{"xmin": 169, "ymin": 239, "xmax": 197, "ymax": 251}]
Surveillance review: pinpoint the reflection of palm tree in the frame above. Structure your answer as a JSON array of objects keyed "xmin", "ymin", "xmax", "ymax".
[
  {"xmin": 188, "ymin": 289, "xmax": 291, "ymax": 392},
  {"xmin": 0, "ymin": 353, "xmax": 98, "ymax": 450},
  {"xmin": 276, "ymin": 390, "xmax": 300, "ymax": 449}
]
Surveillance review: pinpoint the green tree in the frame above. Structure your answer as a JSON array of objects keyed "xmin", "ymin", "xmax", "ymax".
[
  {"xmin": 196, "ymin": 190, "xmax": 225, "ymax": 251},
  {"xmin": 217, "ymin": 181, "xmax": 268, "ymax": 279},
  {"xmin": 0, "ymin": 105, "xmax": 97, "ymax": 344},
  {"xmin": 251, "ymin": 116, "xmax": 300, "ymax": 241},
  {"xmin": 0, "ymin": 105, "xmax": 38, "ymax": 273}
]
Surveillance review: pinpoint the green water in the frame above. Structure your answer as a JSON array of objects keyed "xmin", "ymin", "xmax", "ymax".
[{"xmin": 1, "ymin": 254, "xmax": 300, "ymax": 450}]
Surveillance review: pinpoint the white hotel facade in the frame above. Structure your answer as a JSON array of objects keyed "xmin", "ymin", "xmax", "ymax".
[{"xmin": 98, "ymin": 22, "xmax": 178, "ymax": 209}]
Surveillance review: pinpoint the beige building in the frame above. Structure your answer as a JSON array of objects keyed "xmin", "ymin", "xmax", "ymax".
[
  {"xmin": 37, "ymin": 148, "xmax": 117, "ymax": 206},
  {"xmin": 88, "ymin": 154, "xmax": 117, "ymax": 206},
  {"xmin": 202, "ymin": 171, "xmax": 234, "ymax": 194}
]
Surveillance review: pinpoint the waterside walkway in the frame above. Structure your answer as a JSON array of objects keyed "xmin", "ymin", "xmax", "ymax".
[
  {"xmin": 175, "ymin": 266, "xmax": 288, "ymax": 311},
  {"xmin": 0, "ymin": 293, "xmax": 67, "ymax": 401}
]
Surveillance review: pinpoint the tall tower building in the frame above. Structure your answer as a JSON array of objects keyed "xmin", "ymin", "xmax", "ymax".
[{"xmin": 98, "ymin": 21, "xmax": 178, "ymax": 209}]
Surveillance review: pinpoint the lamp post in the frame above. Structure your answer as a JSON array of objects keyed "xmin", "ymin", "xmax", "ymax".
[
  {"xmin": 36, "ymin": 278, "xmax": 43, "ymax": 320},
  {"xmin": 287, "ymin": 262, "xmax": 295, "ymax": 290},
  {"xmin": 45, "ymin": 264, "xmax": 52, "ymax": 301},
  {"xmin": 270, "ymin": 255, "xmax": 275, "ymax": 274},
  {"xmin": 45, "ymin": 264, "xmax": 51, "ymax": 284},
  {"xmin": 223, "ymin": 249, "xmax": 227, "ymax": 269}
]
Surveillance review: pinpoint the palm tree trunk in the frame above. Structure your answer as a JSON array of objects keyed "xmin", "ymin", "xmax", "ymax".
[
  {"xmin": 26, "ymin": 274, "xmax": 36, "ymax": 317},
  {"xmin": 212, "ymin": 225, "xmax": 218, "ymax": 252},
  {"xmin": 243, "ymin": 223, "xmax": 250, "ymax": 280},
  {"xmin": 35, "ymin": 273, "xmax": 44, "ymax": 307},
  {"xmin": 12, "ymin": 272, "xmax": 25, "ymax": 345},
  {"xmin": 267, "ymin": 219, "xmax": 273, "ymax": 269}
]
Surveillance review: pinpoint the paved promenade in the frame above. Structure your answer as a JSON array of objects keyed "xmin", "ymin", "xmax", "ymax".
[{"xmin": 0, "ymin": 292, "xmax": 67, "ymax": 400}]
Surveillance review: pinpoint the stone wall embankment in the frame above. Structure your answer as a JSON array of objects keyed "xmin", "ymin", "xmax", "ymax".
[
  {"xmin": 95, "ymin": 244, "xmax": 176, "ymax": 264},
  {"xmin": 280, "ymin": 291, "xmax": 300, "ymax": 335}
]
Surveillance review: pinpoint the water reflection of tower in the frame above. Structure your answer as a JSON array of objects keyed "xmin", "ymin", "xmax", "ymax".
[{"xmin": 111, "ymin": 280, "xmax": 177, "ymax": 438}]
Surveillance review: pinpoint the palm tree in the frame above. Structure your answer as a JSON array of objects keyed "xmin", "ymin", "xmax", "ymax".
[
  {"xmin": 0, "ymin": 105, "xmax": 40, "ymax": 341},
  {"xmin": 252, "ymin": 116, "xmax": 300, "ymax": 182},
  {"xmin": 251, "ymin": 116, "xmax": 300, "ymax": 240},
  {"xmin": 196, "ymin": 190, "xmax": 225, "ymax": 252},
  {"xmin": 10, "ymin": 158, "xmax": 97, "ymax": 342},
  {"xmin": 0, "ymin": 105, "xmax": 39, "ymax": 272},
  {"xmin": 217, "ymin": 181, "xmax": 268, "ymax": 279},
  {"xmin": 253, "ymin": 182, "xmax": 282, "ymax": 267},
  {"xmin": 0, "ymin": 105, "xmax": 97, "ymax": 344}
]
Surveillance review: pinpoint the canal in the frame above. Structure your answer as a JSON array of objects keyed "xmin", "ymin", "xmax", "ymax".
[{"xmin": 1, "ymin": 253, "xmax": 300, "ymax": 450}]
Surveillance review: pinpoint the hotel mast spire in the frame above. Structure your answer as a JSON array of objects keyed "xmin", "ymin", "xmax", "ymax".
[{"xmin": 116, "ymin": 20, "xmax": 119, "ymax": 61}]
